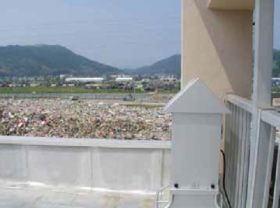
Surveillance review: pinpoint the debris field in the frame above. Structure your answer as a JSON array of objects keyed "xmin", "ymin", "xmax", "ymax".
[{"xmin": 0, "ymin": 99, "xmax": 171, "ymax": 140}]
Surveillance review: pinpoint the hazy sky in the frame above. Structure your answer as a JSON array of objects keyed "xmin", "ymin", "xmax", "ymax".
[
  {"xmin": 0, "ymin": 0, "xmax": 279, "ymax": 68},
  {"xmin": 0, "ymin": 0, "xmax": 181, "ymax": 68}
]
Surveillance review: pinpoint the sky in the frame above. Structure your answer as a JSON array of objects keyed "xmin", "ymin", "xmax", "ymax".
[
  {"xmin": 0, "ymin": 0, "xmax": 279, "ymax": 68},
  {"xmin": 0, "ymin": 0, "xmax": 181, "ymax": 69}
]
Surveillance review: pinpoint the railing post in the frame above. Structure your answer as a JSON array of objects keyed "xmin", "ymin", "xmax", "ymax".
[
  {"xmin": 272, "ymin": 144, "xmax": 280, "ymax": 208},
  {"xmin": 246, "ymin": 0, "xmax": 274, "ymax": 207},
  {"xmin": 251, "ymin": 0, "xmax": 274, "ymax": 107}
]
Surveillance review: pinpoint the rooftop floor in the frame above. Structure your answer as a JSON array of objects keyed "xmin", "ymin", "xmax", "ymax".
[{"xmin": 0, "ymin": 182, "xmax": 155, "ymax": 208}]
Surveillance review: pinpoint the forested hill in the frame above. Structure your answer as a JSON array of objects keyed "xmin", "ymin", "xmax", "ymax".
[
  {"xmin": 273, "ymin": 49, "xmax": 280, "ymax": 77},
  {"xmin": 0, "ymin": 45, "xmax": 121, "ymax": 77},
  {"xmin": 1, "ymin": 45, "xmax": 279, "ymax": 78},
  {"xmin": 128, "ymin": 54, "xmax": 181, "ymax": 76}
]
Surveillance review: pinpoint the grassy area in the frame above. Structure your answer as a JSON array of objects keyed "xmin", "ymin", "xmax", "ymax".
[
  {"xmin": 157, "ymin": 88, "xmax": 180, "ymax": 94},
  {"xmin": 0, "ymin": 86, "xmax": 144, "ymax": 94},
  {"xmin": 0, "ymin": 86, "xmax": 180, "ymax": 94},
  {"xmin": 272, "ymin": 87, "xmax": 280, "ymax": 99},
  {"xmin": 273, "ymin": 86, "xmax": 280, "ymax": 93}
]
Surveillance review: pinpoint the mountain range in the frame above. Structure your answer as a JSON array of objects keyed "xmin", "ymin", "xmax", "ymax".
[
  {"xmin": 128, "ymin": 54, "xmax": 181, "ymax": 76},
  {"xmin": 0, "ymin": 45, "xmax": 121, "ymax": 77},
  {"xmin": 0, "ymin": 45, "xmax": 181, "ymax": 77},
  {"xmin": 0, "ymin": 45, "xmax": 279, "ymax": 78},
  {"xmin": 273, "ymin": 49, "xmax": 280, "ymax": 77}
]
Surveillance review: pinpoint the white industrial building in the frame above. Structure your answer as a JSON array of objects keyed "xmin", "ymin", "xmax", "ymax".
[{"xmin": 65, "ymin": 77, "xmax": 104, "ymax": 83}]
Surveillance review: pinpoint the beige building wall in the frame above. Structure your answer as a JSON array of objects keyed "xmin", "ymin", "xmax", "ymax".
[
  {"xmin": 181, "ymin": 0, "xmax": 253, "ymax": 99},
  {"xmin": 208, "ymin": 0, "xmax": 254, "ymax": 10}
]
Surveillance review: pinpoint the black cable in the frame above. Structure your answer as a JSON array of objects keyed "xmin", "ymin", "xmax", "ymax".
[{"xmin": 220, "ymin": 149, "xmax": 232, "ymax": 208}]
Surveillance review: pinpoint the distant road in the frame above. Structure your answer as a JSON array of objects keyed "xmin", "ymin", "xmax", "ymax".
[
  {"xmin": 0, "ymin": 93, "xmax": 175, "ymax": 103},
  {"xmin": 0, "ymin": 93, "xmax": 148, "ymax": 100}
]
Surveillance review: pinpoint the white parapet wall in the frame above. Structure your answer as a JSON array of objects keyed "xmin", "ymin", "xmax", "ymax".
[{"xmin": 0, "ymin": 136, "xmax": 171, "ymax": 192}]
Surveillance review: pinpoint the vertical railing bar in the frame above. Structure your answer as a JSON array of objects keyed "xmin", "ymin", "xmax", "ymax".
[
  {"xmin": 237, "ymin": 108, "xmax": 246, "ymax": 208},
  {"xmin": 228, "ymin": 102, "xmax": 235, "ymax": 205},
  {"xmin": 232, "ymin": 104, "xmax": 238, "ymax": 207},
  {"xmin": 235, "ymin": 104, "xmax": 240, "ymax": 207},
  {"xmin": 241, "ymin": 112, "xmax": 251, "ymax": 208},
  {"xmin": 262, "ymin": 126, "xmax": 276, "ymax": 208},
  {"xmin": 240, "ymin": 108, "xmax": 246, "ymax": 207},
  {"xmin": 272, "ymin": 143, "xmax": 280, "ymax": 208},
  {"xmin": 233, "ymin": 105, "xmax": 238, "ymax": 207},
  {"xmin": 242, "ymin": 110, "xmax": 249, "ymax": 208},
  {"xmin": 225, "ymin": 102, "xmax": 231, "ymax": 199},
  {"xmin": 234, "ymin": 107, "xmax": 242, "ymax": 207},
  {"xmin": 225, "ymin": 101, "xmax": 233, "ymax": 202},
  {"xmin": 229, "ymin": 103, "xmax": 235, "ymax": 205},
  {"xmin": 224, "ymin": 102, "xmax": 230, "ymax": 191}
]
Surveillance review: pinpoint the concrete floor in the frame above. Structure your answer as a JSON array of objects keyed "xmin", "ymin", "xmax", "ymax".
[{"xmin": 0, "ymin": 183, "xmax": 156, "ymax": 208}]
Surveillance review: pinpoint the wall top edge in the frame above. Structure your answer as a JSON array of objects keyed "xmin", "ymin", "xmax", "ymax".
[{"xmin": 0, "ymin": 136, "xmax": 171, "ymax": 149}]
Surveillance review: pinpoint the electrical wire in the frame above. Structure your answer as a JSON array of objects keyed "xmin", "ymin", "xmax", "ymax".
[{"xmin": 220, "ymin": 149, "xmax": 232, "ymax": 208}]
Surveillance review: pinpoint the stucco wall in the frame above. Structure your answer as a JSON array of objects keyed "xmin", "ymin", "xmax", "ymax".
[
  {"xmin": 181, "ymin": 0, "xmax": 253, "ymax": 99},
  {"xmin": 208, "ymin": 0, "xmax": 254, "ymax": 10}
]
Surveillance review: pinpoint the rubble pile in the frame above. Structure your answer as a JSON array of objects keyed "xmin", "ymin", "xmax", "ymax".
[{"xmin": 0, "ymin": 99, "xmax": 171, "ymax": 140}]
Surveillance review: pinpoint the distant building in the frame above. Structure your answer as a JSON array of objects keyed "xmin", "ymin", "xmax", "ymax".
[
  {"xmin": 65, "ymin": 77, "xmax": 104, "ymax": 83},
  {"xmin": 160, "ymin": 76, "xmax": 178, "ymax": 84},
  {"xmin": 8, "ymin": 83, "xmax": 17, "ymax": 87},
  {"xmin": 30, "ymin": 83, "xmax": 40, "ymax": 87},
  {"xmin": 272, "ymin": 78, "xmax": 280, "ymax": 86},
  {"xmin": 115, "ymin": 77, "xmax": 133, "ymax": 82},
  {"xmin": 59, "ymin": 74, "xmax": 68, "ymax": 79}
]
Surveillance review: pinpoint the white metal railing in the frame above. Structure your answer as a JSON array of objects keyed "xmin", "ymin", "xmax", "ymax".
[
  {"xmin": 225, "ymin": 94, "xmax": 280, "ymax": 208},
  {"xmin": 155, "ymin": 185, "xmax": 173, "ymax": 208},
  {"xmin": 272, "ymin": 142, "xmax": 280, "ymax": 208},
  {"xmin": 224, "ymin": 95, "xmax": 252, "ymax": 208}
]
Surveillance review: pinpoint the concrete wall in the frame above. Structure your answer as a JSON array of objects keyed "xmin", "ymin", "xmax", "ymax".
[
  {"xmin": 0, "ymin": 136, "xmax": 171, "ymax": 192},
  {"xmin": 181, "ymin": 0, "xmax": 253, "ymax": 99}
]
